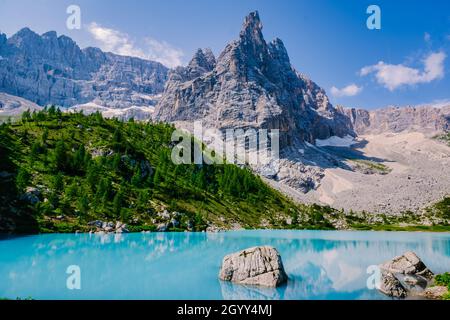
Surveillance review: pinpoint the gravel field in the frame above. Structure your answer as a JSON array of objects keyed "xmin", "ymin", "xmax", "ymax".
[{"xmin": 268, "ymin": 132, "xmax": 450, "ymax": 215}]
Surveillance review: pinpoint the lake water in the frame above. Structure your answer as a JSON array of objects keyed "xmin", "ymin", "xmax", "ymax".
[{"xmin": 0, "ymin": 230, "xmax": 449, "ymax": 300}]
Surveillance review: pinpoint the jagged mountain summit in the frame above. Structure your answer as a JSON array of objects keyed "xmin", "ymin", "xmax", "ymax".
[
  {"xmin": 153, "ymin": 11, "xmax": 354, "ymax": 148},
  {"xmin": 0, "ymin": 27, "xmax": 168, "ymax": 113}
]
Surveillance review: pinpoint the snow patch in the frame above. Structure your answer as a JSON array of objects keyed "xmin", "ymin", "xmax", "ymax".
[
  {"xmin": 68, "ymin": 102, "xmax": 155, "ymax": 120},
  {"xmin": 315, "ymin": 135, "xmax": 356, "ymax": 147}
]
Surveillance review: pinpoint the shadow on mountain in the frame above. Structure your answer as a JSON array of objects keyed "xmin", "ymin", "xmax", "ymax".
[{"xmin": 289, "ymin": 138, "xmax": 393, "ymax": 172}]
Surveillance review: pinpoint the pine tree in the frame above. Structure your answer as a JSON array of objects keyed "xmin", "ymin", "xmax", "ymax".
[
  {"xmin": 195, "ymin": 169, "xmax": 207, "ymax": 190},
  {"xmin": 153, "ymin": 168, "xmax": 162, "ymax": 186},
  {"xmin": 16, "ymin": 168, "xmax": 30, "ymax": 191},
  {"xmin": 120, "ymin": 208, "xmax": 129, "ymax": 222},
  {"xmin": 42, "ymin": 128, "xmax": 49, "ymax": 144},
  {"xmin": 112, "ymin": 127, "xmax": 123, "ymax": 151},
  {"xmin": 77, "ymin": 195, "xmax": 89, "ymax": 216},
  {"xmin": 56, "ymin": 107, "xmax": 62, "ymax": 119},
  {"xmin": 113, "ymin": 191, "xmax": 122, "ymax": 217},
  {"xmin": 137, "ymin": 189, "xmax": 150, "ymax": 209},
  {"xmin": 31, "ymin": 141, "xmax": 41, "ymax": 159},
  {"xmin": 54, "ymin": 140, "xmax": 68, "ymax": 171},
  {"xmin": 112, "ymin": 154, "xmax": 121, "ymax": 172},
  {"xmin": 21, "ymin": 109, "xmax": 31, "ymax": 123},
  {"xmin": 96, "ymin": 177, "xmax": 111, "ymax": 202},
  {"xmin": 94, "ymin": 111, "xmax": 103, "ymax": 124},
  {"xmin": 32, "ymin": 110, "xmax": 38, "ymax": 122},
  {"xmin": 52, "ymin": 172, "xmax": 64, "ymax": 192},
  {"xmin": 72, "ymin": 145, "xmax": 87, "ymax": 172},
  {"xmin": 86, "ymin": 163, "xmax": 99, "ymax": 192},
  {"xmin": 131, "ymin": 166, "xmax": 142, "ymax": 187},
  {"xmin": 48, "ymin": 105, "xmax": 56, "ymax": 116},
  {"xmin": 66, "ymin": 181, "xmax": 79, "ymax": 199}
]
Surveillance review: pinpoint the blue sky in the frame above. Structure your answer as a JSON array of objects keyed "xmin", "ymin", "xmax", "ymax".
[{"xmin": 0, "ymin": 0, "xmax": 449, "ymax": 109}]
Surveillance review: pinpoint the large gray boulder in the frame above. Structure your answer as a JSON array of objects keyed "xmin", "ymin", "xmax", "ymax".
[
  {"xmin": 219, "ymin": 246, "xmax": 288, "ymax": 287},
  {"xmin": 378, "ymin": 251, "xmax": 434, "ymax": 298}
]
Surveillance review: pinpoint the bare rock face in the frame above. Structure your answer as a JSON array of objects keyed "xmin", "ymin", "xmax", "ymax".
[
  {"xmin": 378, "ymin": 251, "xmax": 434, "ymax": 298},
  {"xmin": 339, "ymin": 105, "xmax": 450, "ymax": 135},
  {"xmin": 379, "ymin": 272, "xmax": 408, "ymax": 298},
  {"xmin": 153, "ymin": 11, "xmax": 354, "ymax": 148},
  {"xmin": 0, "ymin": 28, "xmax": 168, "ymax": 110},
  {"xmin": 219, "ymin": 246, "xmax": 288, "ymax": 287}
]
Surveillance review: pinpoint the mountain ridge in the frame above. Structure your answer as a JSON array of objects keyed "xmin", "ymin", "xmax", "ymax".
[
  {"xmin": 338, "ymin": 104, "xmax": 450, "ymax": 135},
  {"xmin": 0, "ymin": 27, "xmax": 168, "ymax": 111},
  {"xmin": 1, "ymin": 21, "xmax": 448, "ymax": 138}
]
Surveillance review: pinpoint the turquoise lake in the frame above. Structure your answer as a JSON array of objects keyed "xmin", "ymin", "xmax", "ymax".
[{"xmin": 0, "ymin": 230, "xmax": 449, "ymax": 300}]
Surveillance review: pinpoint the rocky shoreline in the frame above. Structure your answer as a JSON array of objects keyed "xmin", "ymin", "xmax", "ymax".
[
  {"xmin": 217, "ymin": 247, "xmax": 449, "ymax": 300},
  {"xmin": 87, "ymin": 220, "xmax": 129, "ymax": 234}
]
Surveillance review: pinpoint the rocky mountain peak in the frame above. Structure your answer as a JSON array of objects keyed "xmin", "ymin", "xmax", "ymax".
[
  {"xmin": 8, "ymin": 27, "xmax": 40, "ymax": 47},
  {"xmin": 154, "ymin": 11, "xmax": 355, "ymax": 149},
  {"xmin": 239, "ymin": 11, "xmax": 264, "ymax": 45},
  {"xmin": 188, "ymin": 48, "xmax": 216, "ymax": 74},
  {"xmin": 0, "ymin": 33, "xmax": 6, "ymax": 49},
  {"xmin": 42, "ymin": 31, "xmax": 57, "ymax": 39},
  {"xmin": 202, "ymin": 48, "xmax": 216, "ymax": 65},
  {"xmin": 268, "ymin": 38, "xmax": 291, "ymax": 68},
  {"xmin": 13, "ymin": 27, "xmax": 37, "ymax": 37}
]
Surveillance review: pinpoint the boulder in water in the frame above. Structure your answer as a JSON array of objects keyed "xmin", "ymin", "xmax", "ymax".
[{"xmin": 219, "ymin": 246, "xmax": 287, "ymax": 287}]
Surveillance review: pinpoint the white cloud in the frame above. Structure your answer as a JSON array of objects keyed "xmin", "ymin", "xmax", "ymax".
[
  {"xmin": 330, "ymin": 84, "xmax": 363, "ymax": 97},
  {"xmin": 360, "ymin": 51, "xmax": 446, "ymax": 91},
  {"xmin": 424, "ymin": 32, "xmax": 431, "ymax": 42},
  {"xmin": 87, "ymin": 22, "xmax": 183, "ymax": 68}
]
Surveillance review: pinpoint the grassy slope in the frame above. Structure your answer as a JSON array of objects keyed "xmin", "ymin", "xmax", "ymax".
[
  {"xmin": 0, "ymin": 109, "xmax": 336, "ymax": 233},
  {"xmin": 349, "ymin": 196, "xmax": 450, "ymax": 232}
]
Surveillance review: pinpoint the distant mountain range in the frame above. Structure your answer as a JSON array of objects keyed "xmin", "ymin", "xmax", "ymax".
[
  {"xmin": 339, "ymin": 105, "xmax": 450, "ymax": 135},
  {"xmin": 0, "ymin": 15, "xmax": 448, "ymax": 132},
  {"xmin": 0, "ymin": 27, "xmax": 168, "ymax": 117}
]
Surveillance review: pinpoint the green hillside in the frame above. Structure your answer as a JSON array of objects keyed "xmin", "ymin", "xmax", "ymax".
[{"xmin": 0, "ymin": 107, "xmax": 337, "ymax": 233}]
